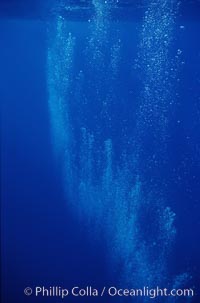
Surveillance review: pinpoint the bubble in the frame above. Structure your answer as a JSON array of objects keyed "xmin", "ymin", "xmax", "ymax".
[{"xmin": 177, "ymin": 48, "xmax": 182, "ymax": 55}]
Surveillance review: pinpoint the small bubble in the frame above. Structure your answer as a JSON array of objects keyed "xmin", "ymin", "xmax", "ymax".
[
  {"xmin": 180, "ymin": 25, "xmax": 185, "ymax": 29},
  {"xmin": 177, "ymin": 49, "xmax": 182, "ymax": 55}
]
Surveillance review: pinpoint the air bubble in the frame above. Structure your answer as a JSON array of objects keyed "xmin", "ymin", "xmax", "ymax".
[{"xmin": 177, "ymin": 49, "xmax": 182, "ymax": 55}]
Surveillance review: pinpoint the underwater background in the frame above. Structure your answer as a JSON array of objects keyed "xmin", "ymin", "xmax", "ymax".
[{"xmin": 1, "ymin": 0, "xmax": 200, "ymax": 302}]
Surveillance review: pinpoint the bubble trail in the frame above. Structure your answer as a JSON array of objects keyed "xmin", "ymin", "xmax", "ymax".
[{"xmin": 47, "ymin": 1, "xmax": 192, "ymax": 301}]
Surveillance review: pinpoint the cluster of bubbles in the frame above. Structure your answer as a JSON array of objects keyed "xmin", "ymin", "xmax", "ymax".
[
  {"xmin": 47, "ymin": 0, "xmax": 192, "ymax": 301},
  {"xmin": 47, "ymin": 16, "xmax": 75, "ymax": 160},
  {"xmin": 76, "ymin": 127, "xmax": 179, "ymax": 292}
]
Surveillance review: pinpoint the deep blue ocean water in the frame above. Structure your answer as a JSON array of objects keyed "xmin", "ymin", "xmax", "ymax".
[{"xmin": 1, "ymin": 1, "xmax": 200, "ymax": 303}]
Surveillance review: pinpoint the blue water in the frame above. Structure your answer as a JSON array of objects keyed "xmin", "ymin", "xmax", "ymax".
[{"xmin": 1, "ymin": 1, "xmax": 200, "ymax": 302}]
